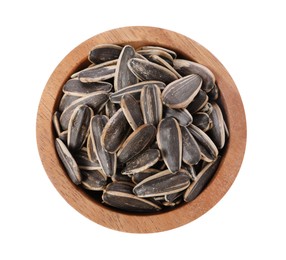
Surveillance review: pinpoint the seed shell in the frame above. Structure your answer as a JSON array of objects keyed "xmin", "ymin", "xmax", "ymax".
[
  {"xmin": 131, "ymin": 168, "xmax": 160, "ymax": 184},
  {"xmin": 88, "ymin": 44, "xmax": 123, "ymax": 64},
  {"xmin": 128, "ymin": 58, "xmax": 178, "ymax": 84},
  {"xmin": 162, "ymin": 74, "xmax": 202, "ymax": 109},
  {"xmin": 114, "ymin": 45, "xmax": 138, "ymax": 91},
  {"xmin": 59, "ymin": 91, "xmax": 109, "ymax": 130},
  {"xmin": 81, "ymin": 169, "xmax": 107, "ymax": 191},
  {"xmin": 163, "ymin": 107, "xmax": 193, "ymax": 126},
  {"xmin": 117, "ymin": 124, "xmax": 156, "ymax": 163},
  {"xmin": 140, "ymin": 84, "xmax": 162, "ymax": 126},
  {"xmin": 55, "ymin": 138, "xmax": 81, "ymax": 185},
  {"xmin": 192, "ymin": 112, "xmax": 213, "ymax": 132},
  {"xmin": 101, "ymin": 108, "xmax": 130, "ymax": 153},
  {"xmin": 138, "ymin": 45, "xmax": 177, "ymax": 59},
  {"xmin": 110, "ymin": 81, "xmax": 165, "ymax": 103},
  {"xmin": 157, "ymin": 117, "xmax": 182, "ymax": 173},
  {"xmin": 181, "ymin": 126, "xmax": 201, "ymax": 166},
  {"xmin": 122, "ymin": 149, "xmax": 160, "ymax": 175},
  {"xmin": 133, "ymin": 170, "xmax": 190, "ymax": 198},
  {"xmin": 188, "ymin": 124, "xmax": 218, "ymax": 162},
  {"xmin": 102, "ymin": 182, "xmax": 161, "ymax": 212},
  {"xmin": 184, "ymin": 156, "xmax": 221, "ymax": 202},
  {"xmin": 74, "ymin": 148, "xmax": 101, "ymax": 170},
  {"xmin": 208, "ymin": 102, "xmax": 226, "ymax": 149},
  {"xmin": 120, "ymin": 94, "xmax": 144, "ymax": 130},
  {"xmin": 90, "ymin": 115, "xmax": 116, "ymax": 177},
  {"xmin": 186, "ymin": 89, "xmax": 209, "ymax": 114},
  {"xmin": 63, "ymin": 78, "xmax": 113, "ymax": 96},
  {"xmin": 58, "ymin": 94, "xmax": 79, "ymax": 112},
  {"xmin": 78, "ymin": 65, "xmax": 116, "ymax": 83},
  {"xmin": 173, "ymin": 59, "xmax": 215, "ymax": 92},
  {"xmin": 67, "ymin": 105, "xmax": 93, "ymax": 151}
]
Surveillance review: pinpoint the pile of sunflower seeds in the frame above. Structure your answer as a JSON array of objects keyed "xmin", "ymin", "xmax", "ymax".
[{"xmin": 53, "ymin": 44, "xmax": 229, "ymax": 213}]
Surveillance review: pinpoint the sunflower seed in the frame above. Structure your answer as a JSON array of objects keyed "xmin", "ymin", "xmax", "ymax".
[
  {"xmin": 208, "ymin": 102, "xmax": 225, "ymax": 149},
  {"xmin": 136, "ymin": 49, "xmax": 174, "ymax": 65},
  {"xmin": 63, "ymin": 78, "xmax": 113, "ymax": 96},
  {"xmin": 192, "ymin": 112, "xmax": 213, "ymax": 132},
  {"xmin": 102, "ymin": 182, "xmax": 161, "ymax": 212},
  {"xmin": 55, "ymin": 138, "xmax": 81, "ymax": 185},
  {"xmin": 208, "ymin": 84, "xmax": 219, "ymax": 100},
  {"xmin": 67, "ymin": 105, "xmax": 93, "ymax": 151},
  {"xmin": 128, "ymin": 58, "xmax": 178, "ymax": 84},
  {"xmin": 162, "ymin": 74, "xmax": 202, "ymax": 109},
  {"xmin": 90, "ymin": 115, "xmax": 116, "ymax": 177},
  {"xmin": 122, "ymin": 149, "xmax": 160, "ymax": 175},
  {"xmin": 110, "ymin": 81, "xmax": 165, "ymax": 103},
  {"xmin": 173, "ymin": 59, "xmax": 215, "ymax": 92},
  {"xmin": 53, "ymin": 111, "xmax": 62, "ymax": 136},
  {"xmin": 88, "ymin": 44, "xmax": 123, "ymax": 64},
  {"xmin": 101, "ymin": 108, "xmax": 130, "ymax": 153},
  {"xmin": 149, "ymin": 54, "xmax": 182, "ymax": 78},
  {"xmin": 133, "ymin": 170, "xmax": 190, "ymax": 197},
  {"xmin": 188, "ymin": 124, "xmax": 218, "ymax": 162},
  {"xmin": 165, "ymin": 191, "xmax": 184, "ymax": 203},
  {"xmin": 58, "ymin": 94, "xmax": 79, "ymax": 112},
  {"xmin": 181, "ymin": 126, "xmax": 201, "ymax": 166},
  {"xmin": 58, "ymin": 130, "xmax": 68, "ymax": 143},
  {"xmin": 81, "ymin": 169, "xmax": 107, "ymax": 191},
  {"xmin": 111, "ymin": 169, "xmax": 132, "ymax": 182},
  {"xmin": 114, "ymin": 45, "xmax": 138, "ymax": 91},
  {"xmin": 59, "ymin": 91, "xmax": 109, "ymax": 130},
  {"xmin": 184, "ymin": 156, "xmax": 221, "ymax": 202},
  {"xmin": 78, "ymin": 65, "xmax": 116, "ymax": 83},
  {"xmin": 71, "ymin": 59, "xmax": 118, "ymax": 78},
  {"xmin": 186, "ymin": 89, "xmax": 209, "ymax": 114},
  {"xmin": 182, "ymin": 163, "xmax": 197, "ymax": 181},
  {"xmin": 131, "ymin": 168, "xmax": 160, "ymax": 184},
  {"xmin": 120, "ymin": 94, "xmax": 144, "ymax": 130},
  {"xmin": 157, "ymin": 117, "xmax": 182, "ymax": 173},
  {"xmin": 163, "ymin": 107, "xmax": 193, "ymax": 126},
  {"xmin": 86, "ymin": 134, "xmax": 97, "ymax": 162},
  {"xmin": 140, "ymin": 84, "xmax": 162, "ymax": 126},
  {"xmin": 117, "ymin": 124, "xmax": 156, "ymax": 163},
  {"xmin": 200, "ymin": 102, "xmax": 213, "ymax": 115},
  {"xmin": 74, "ymin": 148, "xmax": 101, "ymax": 170},
  {"xmin": 104, "ymin": 100, "xmax": 118, "ymax": 118},
  {"xmin": 138, "ymin": 45, "xmax": 177, "ymax": 59}
]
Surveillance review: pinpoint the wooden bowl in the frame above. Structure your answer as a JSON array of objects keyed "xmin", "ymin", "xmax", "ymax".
[{"xmin": 36, "ymin": 26, "xmax": 246, "ymax": 233}]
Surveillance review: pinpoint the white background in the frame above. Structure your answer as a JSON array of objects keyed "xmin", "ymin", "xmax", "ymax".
[{"xmin": 1, "ymin": 0, "xmax": 285, "ymax": 259}]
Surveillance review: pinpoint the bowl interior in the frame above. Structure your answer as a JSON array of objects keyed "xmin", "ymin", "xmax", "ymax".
[{"xmin": 36, "ymin": 26, "xmax": 246, "ymax": 233}]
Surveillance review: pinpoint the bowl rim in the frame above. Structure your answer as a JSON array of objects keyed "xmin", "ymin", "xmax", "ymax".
[{"xmin": 36, "ymin": 26, "xmax": 247, "ymax": 233}]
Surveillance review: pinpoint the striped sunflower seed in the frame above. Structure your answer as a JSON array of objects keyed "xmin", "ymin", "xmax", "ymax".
[
  {"xmin": 117, "ymin": 124, "xmax": 156, "ymax": 163},
  {"xmin": 162, "ymin": 74, "xmax": 202, "ymax": 109},
  {"xmin": 88, "ymin": 44, "xmax": 123, "ymax": 64},
  {"xmin": 157, "ymin": 117, "xmax": 182, "ymax": 173},
  {"xmin": 81, "ymin": 169, "xmax": 107, "ymax": 191},
  {"xmin": 55, "ymin": 138, "xmax": 81, "ymax": 185},
  {"xmin": 101, "ymin": 108, "xmax": 130, "ymax": 153},
  {"xmin": 90, "ymin": 115, "xmax": 116, "ymax": 177},
  {"xmin": 67, "ymin": 105, "xmax": 93, "ymax": 151},
  {"xmin": 188, "ymin": 124, "xmax": 218, "ymax": 162},
  {"xmin": 173, "ymin": 59, "xmax": 216, "ymax": 93},
  {"xmin": 59, "ymin": 91, "xmax": 109, "ymax": 130},
  {"xmin": 120, "ymin": 94, "xmax": 144, "ymax": 130},
  {"xmin": 110, "ymin": 80, "xmax": 165, "ymax": 103},
  {"xmin": 186, "ymin": 89, "xmax": 209, "ymax": 114},
  {"xmin": 127, "ymin": 58, "xmax": 178, "ymax": 84},
  {"xmin": 133, "ymin": 170, "xmax": 190, "ymax": 197},
  {"xmin": 122, "ymin": 149, "xmax": 160, "ymax": 175},
  {"xmin": 208, "ymin": 102, "xmax": 226, "ymax": 149},
  {"xmin": 102, "ymin": 182, "xmax": 161, "ymax": 212},
  {"xmin": 63, "ymin": 78, "xmax": 113, "ymax": 96},
  {"xmin": 181, "ymin": 126, "xmax": 201, "ymax": 166},
  {"xmin": 140, "ymin": 83, "xmax": 162, "ymax": 126},
  {"xmin": 78, "ymin": 65, "xmax": 116, "ymax": 83},
  {"xmin": 184, "ymin": 156, "xmax": 221, "ymax": 202},
  {"xmin": 192, "ymin": 112, "xmax": 213, "ymax": 132},
  {"xmin": 114, "ymin": 45, "xmax": 138, "ymax": 91},
  {"xmin": 163, "ymin": 107, "xmax": 193, "ymax": 126}
]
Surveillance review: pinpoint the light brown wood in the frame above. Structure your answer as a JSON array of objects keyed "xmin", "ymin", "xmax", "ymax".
[{"xmin": 36, "ymin": 26, "xmax": 247, "ymax": 233}]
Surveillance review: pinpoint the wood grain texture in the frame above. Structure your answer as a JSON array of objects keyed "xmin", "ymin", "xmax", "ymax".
[{"xmin": 36, "ymin": 26, "xmax": 247, "ymax": 233}]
